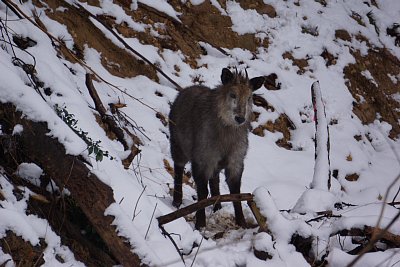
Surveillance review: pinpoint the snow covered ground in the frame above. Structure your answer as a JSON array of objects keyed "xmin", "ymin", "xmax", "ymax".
[{"xmin": 0, "ymin": 0, "xmax": 399, "ymax": 266}]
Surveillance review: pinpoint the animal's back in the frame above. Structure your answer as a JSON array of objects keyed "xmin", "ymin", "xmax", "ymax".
[{"xmin": 169, "ymin": 85, "xmax": 216, "ymax": 163}]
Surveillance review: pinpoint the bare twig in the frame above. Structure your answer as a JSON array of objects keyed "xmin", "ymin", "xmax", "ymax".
[
  {"xmin": 306, "ymin": 213, "xmax": 341, "ymax": 224},
  {"xmin": 159, "ymin": 225, "xmax": 185, "ymax": 264},
  {"xmin": 132, "ymin": 185, "xmax": 147, "ymax": 221},
  {"xmin": 391, "ymin": 185, "xmax": 400, "ymax": 204},
  {"xmin": 0, "ymin": 0, "xmax": 22, "ymax": 19},
  {"xmin": 145, "ymin": 203, "xmax": 158, "ymax": 240},
  {"xmin": 190, "ymin": 236, "xmax": 204, "ymax": 267}
]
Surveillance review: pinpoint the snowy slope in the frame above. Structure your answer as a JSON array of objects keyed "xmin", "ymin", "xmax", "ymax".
[{"xmin": 0, "ymin": 0, "xmax": 399, "ymax": 266}]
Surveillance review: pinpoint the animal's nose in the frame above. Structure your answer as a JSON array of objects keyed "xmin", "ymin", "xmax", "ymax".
[{"xmin": 235, "ymin": 116, "xmax": 245, "ymax": 124}]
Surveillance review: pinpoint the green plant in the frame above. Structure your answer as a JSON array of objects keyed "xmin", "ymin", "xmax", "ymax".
[{"xmin": 54, "ymin": 104, "xmax": 113, "ymax": 161}]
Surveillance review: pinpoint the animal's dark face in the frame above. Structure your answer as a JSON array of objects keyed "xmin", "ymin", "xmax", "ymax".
[{"xmin": 218, "ymin": 68, "xmax": 265, "ymax": 127}]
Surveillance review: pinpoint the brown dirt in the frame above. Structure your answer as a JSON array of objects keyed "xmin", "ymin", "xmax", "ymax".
[
  {"xmin": 252, "ymin": 114, "xmax": 294, "ymax": 150},
  {"xmin": 335, "ymin": 29, "xmax": 352, "ymax": 42},
  {"xmin": 33, "ymin": 0, "xmax": 157, "ymax": 80},
  {"xmin": 0, "ymin": 231, "xmax": 45, "ymax": 267},
  {"xmin": 176, "ymin": 1, "xmax": 263, "ymax": 52},
  {"xmin": 251, "ymin": 95, "xmax": 294, "ymax": 149},
  {"xmin": 99, "ymin": 2, "xmax": 201, "ymax": 69},
  {"xmin": 345, "ymin": 173, "xmax": 359, "ymax": 182},
  {"xmin": 283, "ymin": 51, "xmax": 309, "ymax": 74},
  {"xmin": 344, "ymin": 48, "xmax": 400, "ymax": 139},
  {"xmin": 253, "ymin": 95, "xmax": 275, "ymax": 112},
  {"xmin": 237, "ymin": 0, "xmax": 277, "ymax": 18},
  {"xmin": 321, "ymin": 48, "xmax": 337, "ymax": 66},
  {"xmin": 350, "ymin": 11, "xmax": 365, "ymax": 26},
  {"xmin": 264, "ymin": 73, "xmax": 281, "ymax": 90},
  {"xmin": 98, "ymin": 0, "xmax": 267, "ymax": 70}
]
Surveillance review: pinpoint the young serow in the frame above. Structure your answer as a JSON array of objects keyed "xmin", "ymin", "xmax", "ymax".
[{"xmin": 169, "ymin": 68, "xmax": 265, "ymax": 229}]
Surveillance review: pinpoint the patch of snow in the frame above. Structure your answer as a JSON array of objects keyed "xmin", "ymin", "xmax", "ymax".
[
  {"xmin": 361, "ymin": 70, "xmax": 378, "ymax": 87},
  {"xmin": 16, "ymin": 163, "xmax": 43, "ymax": 187},
  {"xmin": 12, "ymin": 124, "xmax": 23, "ymax": 135}
]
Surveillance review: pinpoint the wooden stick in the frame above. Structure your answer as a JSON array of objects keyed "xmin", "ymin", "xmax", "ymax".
[
  {"xmin": 157, "ymin": 193, "xmax": 253, "ymax": 226},
  {"xmin": 85, "ymin": 73, "xmax": 130, "ymax": 151},
  {"xmin": 247, "ymin": 200, "xmax": 268, "ymax": 232},
  {"xmin": 334, "ymin": 224, "xmax": 400, "ymax": 248}
]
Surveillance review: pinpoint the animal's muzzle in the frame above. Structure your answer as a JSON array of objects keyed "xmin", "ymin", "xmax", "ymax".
[{"xmin": 234, "ymin": 116, "xmax": 245, "ymax": 124}]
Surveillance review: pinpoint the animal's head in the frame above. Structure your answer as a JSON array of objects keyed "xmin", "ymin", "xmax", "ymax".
[{"xmin": 217, "ymin": 68, "xmax": 265, "ymax": 127}]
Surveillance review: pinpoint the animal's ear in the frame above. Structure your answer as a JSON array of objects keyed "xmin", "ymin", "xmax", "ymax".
[
  {"xmin": 249, "ymin": 76, "xmax": 265, "ymax": 91},
  {"xmin": 221, "ymin": 68, "xmax": 234, "ymax": 85}
]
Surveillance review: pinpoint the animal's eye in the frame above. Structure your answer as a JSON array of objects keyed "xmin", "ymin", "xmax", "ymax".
[{"xmin": 230, "ymin": 93, "xmax": 236, "ymax": 99}]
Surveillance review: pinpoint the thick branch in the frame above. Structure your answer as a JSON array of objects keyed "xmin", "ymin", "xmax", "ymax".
[{"xmin": 157, "ymin": 193, "xmax": 253, "ymax": 226}]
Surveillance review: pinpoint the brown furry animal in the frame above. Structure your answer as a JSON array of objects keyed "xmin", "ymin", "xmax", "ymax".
[{"xmin": 169, "ymin": 68, "xmax": 265, "ymax": 229}]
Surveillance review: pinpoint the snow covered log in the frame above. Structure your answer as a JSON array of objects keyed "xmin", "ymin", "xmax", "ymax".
[
  {"xmin": 0, "ymin": 103, "xmax": 142, "ymax": 266},
  {"xmin": 310, "ymin": 81, "xmax": 331, "ymax": 190}
]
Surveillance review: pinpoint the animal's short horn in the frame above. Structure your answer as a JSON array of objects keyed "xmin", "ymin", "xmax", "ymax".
[
  {"xmin": 245, "ymin": 68, "xmax": 248, "ymax": 80},
  {"xmin": 234, "ymin": 67, "xmax": 239, "ymax": 82}
]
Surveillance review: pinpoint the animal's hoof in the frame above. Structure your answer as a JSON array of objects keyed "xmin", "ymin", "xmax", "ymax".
[
  {"xmin": 195, "ymin": 220, "xmax": 206, "ymax": 230},
  {"xmin": 236, "ymin": 218, "xmax": 247, "ymax": 229},
  {"xmin": 213, "ymin": 203, "xmax": 222, "ymax": 212},
  {"xmin": 172, "ymin": 200, "xmax": 181, "ymax": 208}
]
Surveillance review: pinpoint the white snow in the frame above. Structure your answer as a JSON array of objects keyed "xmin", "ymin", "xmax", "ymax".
[
  {"xmin": 0, "ymin": 0, "xmax": 399, "ymax": 266},
  {"xmin": 16, "ymin": 163, "xmax": 43, "ymax": 187}
]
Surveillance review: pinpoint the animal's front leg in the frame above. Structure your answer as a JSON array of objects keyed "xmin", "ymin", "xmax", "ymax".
[
  {"xmin": 209, "ymin": 172, "xmax": 222, "ymax": 212},
  {"xmin": 192, "ymin": 163, "xmax": 209, "ymax": 229}
]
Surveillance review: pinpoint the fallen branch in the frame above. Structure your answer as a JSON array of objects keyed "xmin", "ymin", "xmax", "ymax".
[
  {"xmin": 335, "ymin": 224, "xmax": 400, "ymax": 249},
  {"xmin": 157, "ymin": 193, "xmax": 253, "ymax": 226}
]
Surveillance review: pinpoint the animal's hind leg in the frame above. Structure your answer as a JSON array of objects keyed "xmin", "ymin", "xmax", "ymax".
[
  {"xmin": 173, "ymin": 163, "xmax": 185, "ymax": 208},
  {"xmin": 209, "ymin": 172, "xmax": 222, "ymax": 212},
  {"xmin": 225, "ymin": 168, "xmax": 247, "ymax": 228},
  {"xmin": 195, "ymin": 179, "xmax": 208, "ymax": 229}
]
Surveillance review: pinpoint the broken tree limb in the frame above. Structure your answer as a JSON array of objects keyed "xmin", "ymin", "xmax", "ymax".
[
  {"xmin": 0, "ymin": 103, "xmax": 142, "ymax": 267},
  {"xmin": 157, "ymin": 193, "xmax": 254, "ymax": 226},
  {"xmin": 85, "ymin": 73, "xmax": 129, "ymax": 151},
  {"xmin": 86, "ymin": 73, "xmax": 141, "ymax": 169},
  {"xmin": 247, "ymin": 200, "xmax": 268, "ymax": 232},
  {"xmin": 334, "ymin": 224, "xmax": 400, "ymax": 249}
]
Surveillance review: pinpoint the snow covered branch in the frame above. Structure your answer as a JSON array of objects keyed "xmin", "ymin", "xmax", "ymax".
[{"xmin": 310, "ymin": 81, "xmax": 331, "ymax": 191}]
